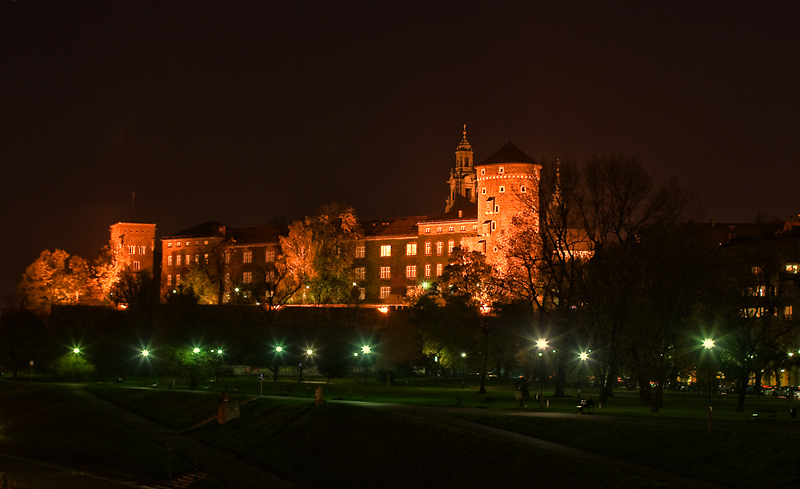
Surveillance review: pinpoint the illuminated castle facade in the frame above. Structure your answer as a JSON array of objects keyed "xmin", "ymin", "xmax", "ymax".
[{"xmin": 153, "ymin": 128, "xmax": 541, "ymax": 305}]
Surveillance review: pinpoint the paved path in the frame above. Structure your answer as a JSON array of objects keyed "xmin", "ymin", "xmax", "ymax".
[{"xmin": 0, "ymin": 453, "xmax": 145, "ymax": 489}]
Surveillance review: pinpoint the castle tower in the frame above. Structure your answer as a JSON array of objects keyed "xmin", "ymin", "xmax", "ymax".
[
  {"xmin": 475, "ymin": 142, "xmax": 541, "ymax": 268},
  {"xmin": 445, "ymin": 124, "xmax": 477, "ymax": 212}
]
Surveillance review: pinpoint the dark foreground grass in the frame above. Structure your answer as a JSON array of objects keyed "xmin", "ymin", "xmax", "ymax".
[
  {"xmin": 0, "ymin": 381, "xmax": 192, "ymax": 480},
  {"xmin": 452, "ymin": 412, "xmax": 800, "ymax": 489},
  {"xmin": 91, "ymin": 386, "xmax": 664, "ymax": 488}
]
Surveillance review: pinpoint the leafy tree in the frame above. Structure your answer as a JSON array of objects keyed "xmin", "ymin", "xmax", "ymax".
[
  {"xmin": 52, "ymin": 353, "xmax": 96, "ymax": 380},
  {"xmin": 182, "ymin": 264, "xmax": 219, "ymax": 305},
  {"xmin": 17, "ymin": 249, "xmax": 98, "ymax": 311},
  {"xmin": 93, "ymin": 243, "xmax": 130, "ymax": 301},
  {"xmin": 279, "ymin": 203, "xmax": 363, "ymax": 304}
]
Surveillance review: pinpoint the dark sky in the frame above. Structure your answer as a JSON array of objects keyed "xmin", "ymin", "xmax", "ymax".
[{"xmin": 2, "ymin": 1, "xmax": 799, "ymax": 301}]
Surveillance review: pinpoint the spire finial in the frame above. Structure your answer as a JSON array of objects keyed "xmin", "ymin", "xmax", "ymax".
[{"xmin": 463, "ymin": 123, "xmax": 467, "ymax": 139}]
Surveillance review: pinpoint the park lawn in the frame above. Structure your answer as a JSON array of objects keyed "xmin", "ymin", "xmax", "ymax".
[
  {"xmin": 0, "ymin": 381, "xmax": 193, "ymax": 480},
  {"xmin": 90, "ymin": 385, "xmax": 665, "ymax": 488},
  {"xmin": 451, "ymin": 410, "xmax": 800, "ymax": 489}
]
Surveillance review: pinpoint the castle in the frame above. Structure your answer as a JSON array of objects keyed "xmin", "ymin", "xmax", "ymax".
[{"xmin": 113, "ymin": 127, "xmax": 542, "ymax": 306}]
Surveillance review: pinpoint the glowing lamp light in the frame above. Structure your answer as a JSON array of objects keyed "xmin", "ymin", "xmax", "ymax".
[
  {"xmin": 536, "ymin": 338, "xmax": 548, "ymax": 350},
  {"xmin": 306, "ymin": 349, "xmax": 314, "ymax": 355},
  {"xmin": 377, "ymin": 306, "xmax": 389, "ymax": 314},
  {"xmin": 579, "ymin": 351, "xmax": 589, "ymax": 361},
  {"xmin": 275, "ymin": 346, "xmax": 283, "ymax": 353},
  {"xmin": 421, "ymin": 281, "xmax": 430, "ymax": 289},
  {"xmin": 72, "ymin": 347, "xmax": 81, "ymax": 354},
  {"xmin": 141, "ymin": 349, "xmax": 150, "ymax": 357},
  {"xmin": 193, "ymin": 348, "xmax": 201, "ymax": 354},
  {"xmin": 461, "ymin": 352, "xmax": 467, "ymax": 358},
  {"xmin": 217, "ymin": 349, "xmax": 224, "ymax": 355},
  {"xmin": 703, "ymin": 338, "xmax": 715, "ymax": 350},
  {"xmin": 361, "ymin": 345, "xmax": 372, "ymax": 354}
]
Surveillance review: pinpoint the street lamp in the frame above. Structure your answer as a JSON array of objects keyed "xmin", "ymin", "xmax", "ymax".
[
  {"xmin": 141, "ymin": 349, "xmax": 151, "ymax": 387},
  {"xmin": 703, "ymin": 338, "xmax": 715, "ymax": 431},
  {"xmin": 579, "ymin": 351, "xmax": 589, "ymax": 396},
  {"xmin": 298, "ymin": 348, "xmax": 314, "ymax": 383},
  {"xmin": 536, "ymin": 338, "xmax": 548, "ymax": 408},
  {"xmin": 72, "ymin": 347, "xmax": 81, "ymax": 354}
]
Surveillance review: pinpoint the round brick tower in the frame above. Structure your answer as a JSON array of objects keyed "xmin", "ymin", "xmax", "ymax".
[{"xmin": 475, "ymin": 142, "xmax": 541, "ymax": 267}]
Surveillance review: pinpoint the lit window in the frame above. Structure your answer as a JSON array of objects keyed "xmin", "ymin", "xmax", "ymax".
[
  {"xmin": 425, "ymin": 264, "xmax": 431, "ymax": 277},
  {"xmin": 406, "ymin": 265, "xmax": 417, "ymax": 278},
  {"xmin": 133, "ymin": 261, "xmax": 140, "ymax": 270},
  {"xmin": 243, "ymin": 251, "xmax": 253, "ymax": 264},
  {"xmin": 752, "ymin": 266, "xmax": 762, "ymax": 274},
  {"xmin": 436, "ymin": 264, "xmax": 443, "ymax": 276},
  {"xmin": 380, "ymin": 286, "xmax": 391, "ymax": 299},
  {"xmin": 448, "ymin": 240, "xmax": 455, "ymax": 254},
  {"xmin": 204, "ymin": 254, "xmax": 209, "ymax": 264},
  {"xmin": 472, "ymin": 225, "xmax": 478, "ymax": 231},
  {"xmin": 128, "ymin": 246, "xmax": 136, "ymax": 254},
  {"xmin": 786, "ymin": 263, "xmax": 799, "ymax": 274},
  {"xmin": 448, "ymin": 226, "xmax": 454, "ymax": 232},
  {"xmin": 176, "ymin": 274, "xmax": 181, "ymax": 285},
  {"xmin": 167, "ymin": 256, "xmax": 173, "ymax": 266},
  {"xmin": 436, "ymin": 227, "xmax": 442, "ymax": 233},
  {"xmin": 177, "ymin": 255, "xmax": 182, "ymax": 266},
  {"xmin": 194, "ymin": 254, "xmax": 199, "ymax": 263},
  {"xmin": 425, "ymin": 242, "xmax": 432, "ymax": 255},
  {"xmin": 139, "ymin": 246, "xmax": 146, "ymax": 254},
  {"xmin": 243, "ymin": 272, "xmax": 252, "ymax": 284},
  {"xmin": 380, "ymin": 245, "xmax": 392, "ymax": 257},
  {"xmin": 425, "ymin": 227, "xmax": 431, "ymax": 234},
  {"xmin": 265, "ymin": 251, "xmax": 275, "ymax": 262},
  {"xmin": 461, "ymin": 225, "xmax": 466, "ymax": 232},
  {"xmin": 785, "ymin": 305, "xmax": 793, "ymax": 319},
  {"xmin": 177, "ymin": 242, "xmax": 181, "ymax": 247},
  {"xmin": 498, "ymin": 167, "xmax": 504, "ymax": 174},
  {"xmin": 406, "ymin": 242, "xmax": 417, "ymax": 256},
  {"xmin": 167, "ymin": 275, "xmax": 172, "ymax": 286},
  {"xmin": 185, "ymin": 241, "xmax": 189, "ymax": 247},
  {"xmin": 355, "ymin": 246, "xmax": 365, "ymax": 258},
  {"xmin": 481, "ymin": 188, "xmax": 486, "ymax": 194},
  {"xmin": 355, "ymin": 267, "xmax": 366, "ymax": 280},
  {"xmin": 359, "ymin": 287, "xmax": 366, "ymax": 300},
  {"xmin": 380, "ymin": 266, "xmax": 391, "ymax": 279},
  {"xmin": 499, "ymin": 186, "xmax": 505, "ymax": 193},
  {"xmin": 204, "ymin": 240, "xmax": 209, "ymax": 245},
  {"xmin": 436, "ymin": 241, "xmax": 443, "ymax": 255},
  {"xmin": 168, "ymin": 242, "xmax": 173, "ymax": 248},
  {"xmin": 481, "ymin": 169, "xmax": 485, "ymax": 175}
]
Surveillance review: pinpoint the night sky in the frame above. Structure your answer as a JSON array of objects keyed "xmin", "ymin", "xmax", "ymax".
[{"xmin": 2, "ymin": 1, "xmax": 799, "ymax": 301}]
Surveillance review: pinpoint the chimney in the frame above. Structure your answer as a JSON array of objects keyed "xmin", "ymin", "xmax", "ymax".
[{"xmin": 458, "ymin": 210, "xmax": 463, "ymax": 218}]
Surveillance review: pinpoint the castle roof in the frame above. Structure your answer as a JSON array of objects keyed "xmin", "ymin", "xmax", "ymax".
[
  {"xmin": 164, "ymin": 220, "xmax": 227, "ymax": 239},
  {"xmin": 362, "ymin": 216, "xmax": 426, "ymax": 238},
  {"xmin": 479, "ymin": 141, "xmax": 536, "ymax": 166},
  {"xmin": 420, "ymin": 199, "xmax": 477, "ymax": 224}
]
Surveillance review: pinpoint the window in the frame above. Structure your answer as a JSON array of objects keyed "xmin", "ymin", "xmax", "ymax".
[
  {"xmin": 176, "ymin": 241, "xmax": 181, "ymax": 247},
  {"xmin": 359, "ymin": 287, "xmax": 366, "ymax": 300},
  {"xmin": 461, "ymin": 225, "xmax": 466, "ymax": 232},
  {"xmin": 448, "ymin": 240, "xmax": 455, "ymax": 254},
  {"xmin": 355, "ymin": 246, "xmax": 365, "ymax": 258},
  {"xmin": 167, "ymin": 256, "xmax": 173, "ymax": 266},
  {"xmin": 204, "ymin": 254, "xmax": 209, "ymax": 264},
  {"xmin": 176, "ymin": 255, "xmax": 182, "ymax": 266},
  {"xmin": 436, "ymin": 263, "xmax": 443, "ymax": 276},
  {"xmin": 425, "ymin": 227, "xmax": 431, "ymax": 234},
  {"xmin": 436, "ymin": 241, "xmax": 444, "ymax": 255},
  {"xmin": 481, "ymin": 168, "xmax": 485, "ymax": 176},
  {"xmin": 204, "ymin": 240, "xmax": 209, "ymax": 245},
  {"xmin": 265, "ymin": 250, "xmax": 275, "ymax": 262},
  {"xmin": 425, "ymin": 242, "xmax": 432, "ymax": 255},
  {"xmin": 436, "ymin": 226, "xmax": 442, "ymax": 233},
  {"xmin": 472, "ymin": 224, "xmax": 478, "ymax": 231},
  {"xmin": 380, "ymin": 245, "xmax": 392, "ymax": 257},
  {"xmin": 243, "ymin": 272, "xmax": 252, "ymax": 284},
  {"xmin": 185, "ymin": 241, "xmax": 189, "ymax": 247},
  {"xmin": 498, "ymin": 167, "xmax": 504, "ymax": 174},
  {"xmin": 481, "ymin": 187, "xmax": 486, "ymax": 194},
  {"xmin": 194, "ymin": 254, "xmax": 199, "ymax": 263},
  {"xmin": 521, "ymin": 185, "xmax": 527, "ymax": 193},
  {"xmin": 406, "ymin": 265, "xmax": 417, "ymax": 278},
  {"xmin": 355, "ymin": 267, "xmax": 366, "ymax": 280},
  {"xmin": 380, "ymin": 286, "xmax": 391, "ymax": 299},
  {"xmin": 785, "ymin": 305, "xmax": 793, "ymax": 320},
  {"xmin": 176, "ymin": 274, "xmax": 181, "ymax": 285},
  {"xmin": 167, "ymin": 275, "xmax": 172, "ymax": 286},
  {"xmin": 380, "ymin": 266, "xmax": 391, "ymax": 279},
  {"xmin": 168, "ymin": 242, "xmax": 173, "ymax": 248},
  {"xmin": 499, "ymin": 186, "xmax": 505, "ymax": 193},
  {"xmin": 786, "ymin": 263, "xmax": 799, "ymax": 274},
  {"xmin": 133, "ymin": 261, "xmax": 140, "ymax": 270},
  {"xmin": 138, "ymin": 246, "xmax": 146, "ymax": 254},
  {"xmin": 491, "ymin": 221, "xmax": 497, "ymax": 231},
  {"xmin": 494, "ymin": 204, "xmax": 500, "ymax": 213},
  {"xmin": 448, "ymin": 226, "xmax": 454, "ymax": 232},
  {"xmin": 128, "ymin": 246, "xmax": 136, "ymax": 254},
  {"xmin": 243, "ymin": 251, "xmax": 253, "ymax": 264},
  {"xmin": 425, "ymin": 264, "xmax": 431, "ymax": 277},
  {"xmin": 406, "ymin": 242, "xmax": 417, "ymax": 256}
]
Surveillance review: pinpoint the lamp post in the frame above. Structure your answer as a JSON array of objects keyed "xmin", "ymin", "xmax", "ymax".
[
  {"xmin": 361, "ymin": 345, "xmax": 372, "ymax": 384},
  {"xmin": 536, "ymin": 338, "xmax": 548, "ymax": 408},
  {"xmin": 579, "ymin": 351, "xmax": 589, "ymax": 398},
  {"xmin": 141, "ymin": 349, "xmax": 151, "ymax": 387},
  {"xmin": 703, "ymin": 338, "xmax": 715, "ymax": 432},
  {"xmin": 299, "ymin": 348, "xmax": 313, "ymax": 383}
]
